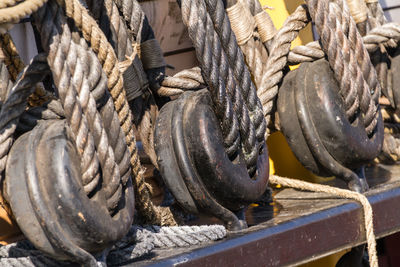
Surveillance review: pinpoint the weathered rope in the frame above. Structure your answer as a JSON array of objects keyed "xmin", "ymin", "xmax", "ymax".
[
  {"xmin": 0, "ymin": 225, "xmax": 227, "ymax": 266},
  {"xmin": 287, "ymin": 23, "xmax": 400, "ymax": 64},
  {"xmin": 205, "ymin": 0, "xmax": 266, "ymax": 151},
  {"xmin": 227, "ymin": 0, "xmax": 271, "ymax": 134},
  {"xmin": 306, "ymin": 0, "xmax": 380, "ymax": 135},
  {"xmin": 55, "ymin": 0, "xmax": 176, "ymax": 225},
  {"xmin": 35, "ymin": 2, "xmax": 133, "ymax": 210},
  {"xmin": 0, "ymin": 33, "xmax": 24, "ymax": 81},
  {"xmin": 182, "ymin": 0, "xmax": 265, "ymax": 174},
  {"xmin": 0, "ymin": 0, "xmax": 48, "ymax": 32},
  {"xmin": 0, "ymin": 33, "xmax": 54, "ymax": 107},
  {"xmin": 108, "ymin": 0, "xmax": 163, "ymax": 170},
  {"xmin": 180, "ymin": 0, "xmax": 239, "ymax": 160},
  {"xmin": 255, "ymin": 5, "xmax": 310, "ymax": 136},
  {"xmin": 158, "ymin": 67, "xmax": 206, "ymax": 97},
  {"xmin": 0, "ymin": 54, "xmax": 49, "ymax": 182},
  {"xmin": 269, "ymin": 175, "xmax": 378, "ymax": 267}
]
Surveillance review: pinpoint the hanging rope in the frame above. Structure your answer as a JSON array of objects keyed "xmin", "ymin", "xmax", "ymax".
[
  {"xmin": 226, "ymin": 0, "xmax": 271, "ymax": 132},
  {"xmin": 253, "ymin": 4, "xmax": 310, "ymax": 136},
  {"xmin": 269, "ymin": 175, "xmax": 378, "ymax": 267},
  {"xmin": 204, "ymin": 0, "xmax": 266, "ymax": 151}
]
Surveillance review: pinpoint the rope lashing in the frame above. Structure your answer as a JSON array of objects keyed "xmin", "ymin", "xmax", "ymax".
[
  {"xmin": 269, "ymin": 175, "xmax": 378, "ymax": 267},
  {"xmin": 54, "ymin": 0, "xmax": 177, "ymax": 226},
  {"xmin": 110, "ymin": 0, "xmax": 163, "ymax": 170}
]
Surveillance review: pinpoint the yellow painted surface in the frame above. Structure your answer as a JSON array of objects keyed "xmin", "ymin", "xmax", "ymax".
[
  {"xmin": 259, "ymin": 0, "xmax": 313, "ymax": 49},
  {"xmin": 260, "ymin": 1, "xmax": 346, "ymax": 266},
  {"xmin": 0, "ymin": 198, "xmax": 22, "ymax": 245}
]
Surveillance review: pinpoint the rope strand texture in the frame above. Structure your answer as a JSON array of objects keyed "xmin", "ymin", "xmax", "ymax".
[
  {"xmin": 181, "ymin": 0, "xmax": 240, "ymax": 159},
  {"xmin": 256, "ymin": 5, "xmax": 310, "ymax": 137},
  {"xmin": 55, "ymin": 0, "xmax": 176, "ymax": 225},
  {"xmin": 0, "ymin": 224, "xmax": 226, "ymax": 266},
  {"xmin": 269, "ymin": 175, "xmax": 378, "ymax": 267},
  {"xmin": 0, "ymin": 54, "xmax": 49, "ymax": 181},
  {"xmin": 205, "ymin": 0, "xmax": 266, "ymax": 150},
  {"xmin": 158, "ymin": 67, "xmax": 206, "ymax": 97},
  {"xmin": 306, "ymin": 0, "xmax": 380, "ymax": 135},
  {"xmin": 0, "ymin": 0, "xmax": 48, "ymax": 32},
  {"xmin": 182, "ymin": 0, "xmax": 264, "ymax": 174}
]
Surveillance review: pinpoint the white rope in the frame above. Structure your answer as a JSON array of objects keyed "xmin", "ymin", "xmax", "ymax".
[{"xmin": 269, "ymin": 175, "xmax": 378, "ymax": 267}]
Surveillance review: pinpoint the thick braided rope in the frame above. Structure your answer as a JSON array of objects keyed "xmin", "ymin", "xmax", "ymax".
[
  {"xmin": 84, "ymin": 0, "xmax": 155, "ymax": 174},
  {"xmin": 337, "ymin": 3, "xmax": 381, "ymax": 131},
  {"xmin": 307, "ymin": 0, "xmax": 380, "ymax": 135},
  {"xmin": 35, "ymin": 3, "xmax": 130, "ymax": 208},
  {"xmin": 55, "ymin": 0, "xmax": 176, "ymax": 225},
  {"xmin": 204, "ymin": 1, "xmax": 261, "ymax": 172},
  {"xmin": 365, "ymin": 1, "xmax": 386, "ymax": 29},
  {"xmin": 256, "ymin": 5, "xmax": 310, "ymax": 137},
  {"xmin": 85, "ymin": 0, "xmax": 158, "ymax": 172},
  {"xmin": 0, "ymin": 54, "xmax": 49, "ymax": 181},
  {"xmin": 181, "ymin": 0, "xmax": 241, "ymax": 158},
  {"xmin": 183, "ymin": 0, "xmax": 258, "ymax": 173},
  {"xmin": 35, "ymin": 4, "xmax": 101, "ymax": 195},
  {"xmin": 269, "ymin": 175, "xmax": 378, "ymax": 267},
  {"xmin": 139, "ymin": 225, "xmax": 226, "ymax": 248},
  {"xmin": 205, "ymin": 0, "xmax": 266, "ymax": 150},
  {"xmin": 226, "ymin": 0, "xmax": 270, "ymax": 127}
]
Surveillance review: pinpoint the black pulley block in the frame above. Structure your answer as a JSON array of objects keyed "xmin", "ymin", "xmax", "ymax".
[
  {"xmin": 390, "ymin": 49, "xmax": 400, "ymax": 109},
  {"xmin": 278, "ymin": 59, "xmax": 383, "ymax": 192},
  {"xmin": 5, "ymin": 120, "xmax": 134, "ymax": 265},
  {"xmin": 155, "ymin": 89, "xmax": 269, "ymax": 230}
]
